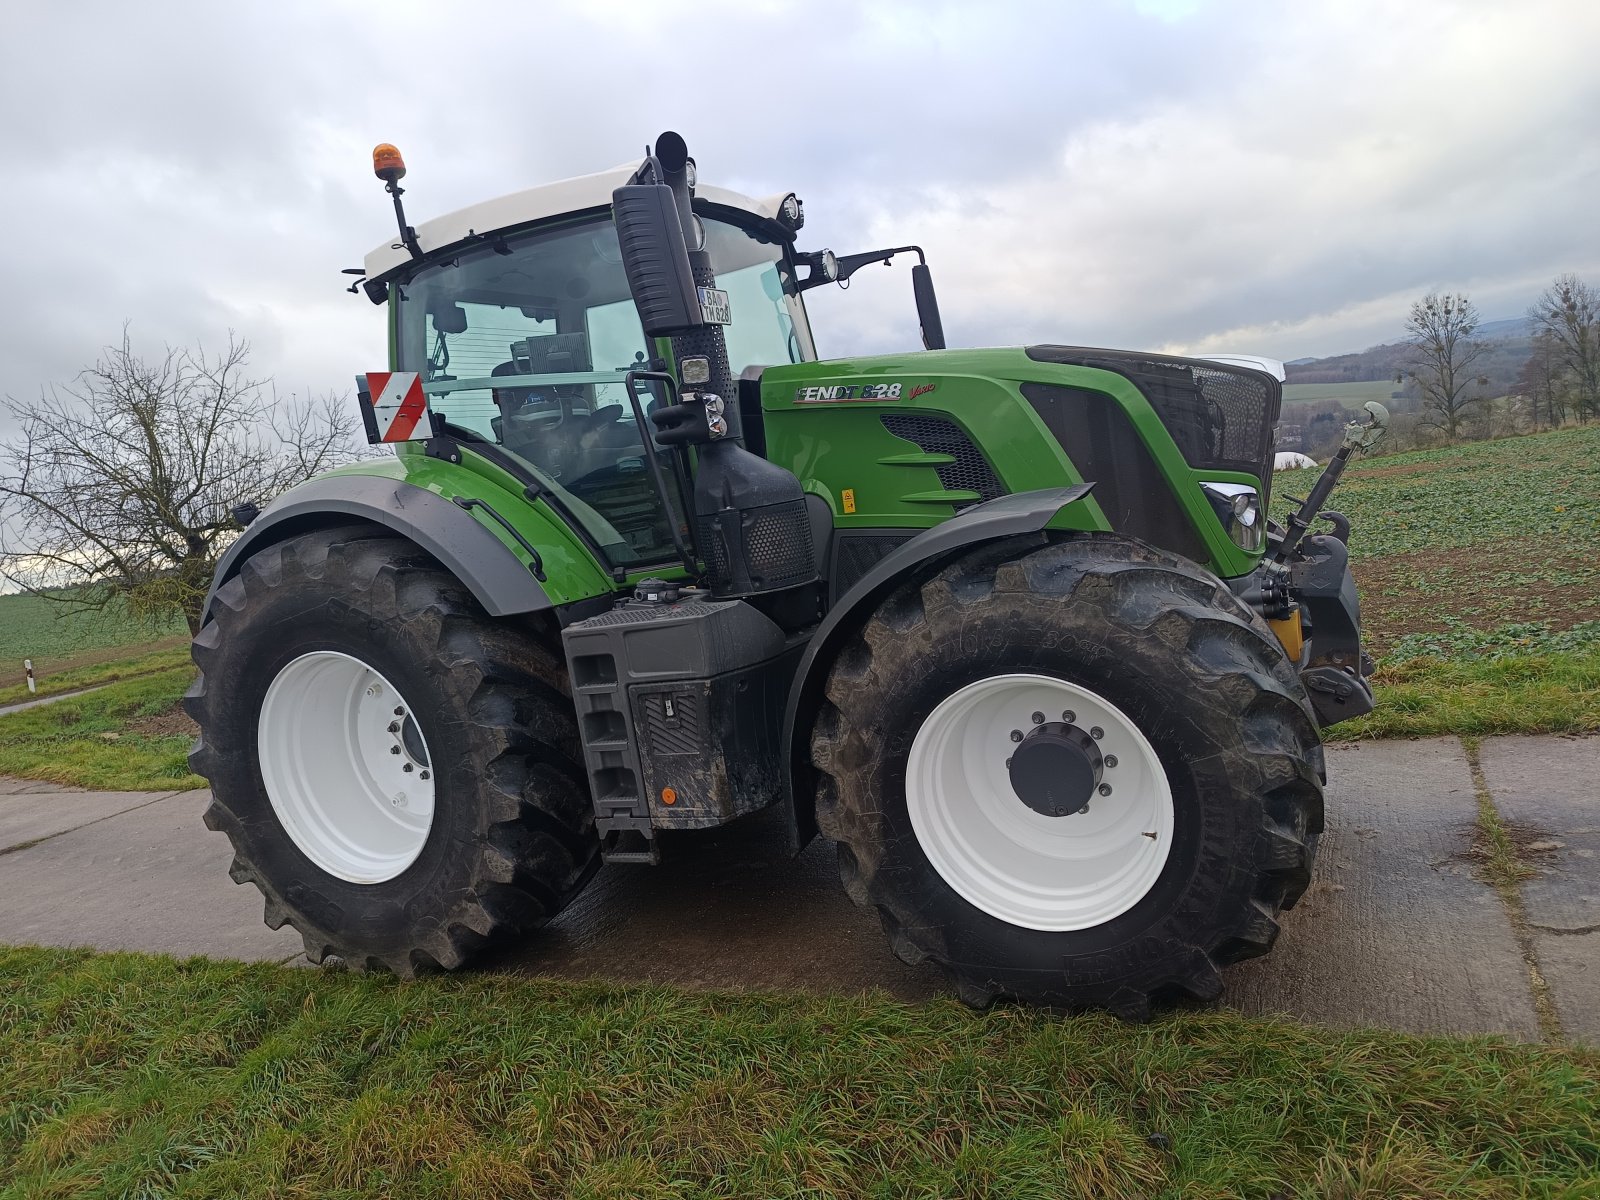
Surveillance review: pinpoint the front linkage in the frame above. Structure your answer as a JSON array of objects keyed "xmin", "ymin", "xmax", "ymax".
[{"xmin": 1243, "ymin": 401, "xmax": 1390, "ymax": 727}]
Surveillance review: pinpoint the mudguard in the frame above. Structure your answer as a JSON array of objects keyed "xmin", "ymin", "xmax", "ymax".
[
  {"xmin": 779, "ymin": 484, "xmax": 1094, "ymax": 851},
  {"xmin": 203, "ymin": 474, "xmax": 552, "ymax": 623}
]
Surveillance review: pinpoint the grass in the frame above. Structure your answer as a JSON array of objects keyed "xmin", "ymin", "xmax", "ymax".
[
  {"xmin": 1276, "ymin": 425, "xmax": 1600, "ymax": 740},
  {"xmin": 0, "ymin": 667, "xmax": 202, "ymax": 791},
  {"xmin": 1335, "ymin": 650, "xmax": 1600, "ymax": 741},
  {"xmin": 0, "ymin": 591, "xmax": 187, "ymax": 684},
  {"xmin": 0, "ymin": 644, "xmax": 193, "ymax": 709},
  {"xmin": 1273, "ymin": 424, "xmax": 1599, "ymax": 561},
  {"xmin": 0, "ymin": 945, "xmax": 1596, "ymax": 1198}
]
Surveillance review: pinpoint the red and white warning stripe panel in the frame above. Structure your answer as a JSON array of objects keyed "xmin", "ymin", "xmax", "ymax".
[{"xmin": 358, "ymin": 372, "xmax": 432, "ymax": 443}]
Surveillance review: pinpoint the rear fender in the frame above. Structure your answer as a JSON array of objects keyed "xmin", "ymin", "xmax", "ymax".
[
  {"xmin": 779, "ymin": 485, "xmax": 1095, "ymax": 852},
  {"xmin": 204, "ymin": 474, "xmax": 556, "ymax": 623}
]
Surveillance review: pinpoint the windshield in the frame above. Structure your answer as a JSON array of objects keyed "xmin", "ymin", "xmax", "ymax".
[{"xmin": 396, "ymin": 214, "xmax": 814, "ymax": 569}]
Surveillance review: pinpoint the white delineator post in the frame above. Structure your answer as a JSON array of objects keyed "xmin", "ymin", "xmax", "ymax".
[{"xmin": 25, "ymin": 659, "xmax": 35, "ymax": 694}]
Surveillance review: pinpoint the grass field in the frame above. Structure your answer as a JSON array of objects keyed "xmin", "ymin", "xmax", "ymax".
[
  {"xmin": 1280, "ymin": 424, "xmax": 1600, "ymax": 740},
  {"xmin": 1282, "ymin": 379, "xmax": 1402, "ymax": 407},
  {"xmin": 0, "ymin": 591, "xmax": 188, "ymax": 691},
  {"xmin": 1274, "ymin": 424, "xmax": 1600, "ymax": 650},
  {"xmin": 1, "ymin": 946, "xmax": 1595, "ymax": 1199},
  {"xmin": 0, "ymin": 666, "xmax": 201, "ymax": 790}
]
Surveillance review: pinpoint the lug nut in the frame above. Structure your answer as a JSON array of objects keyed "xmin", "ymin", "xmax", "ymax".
[
  {"xmin": 1061, "ymin": 710, "xmax": 1076, "ymax": 724},
  {"xmin": 402, "ymin": 763, "xmax": 414, "ymax": 773},
  {"xmin": 1031, "ymin": 711, "xmax": 1045, "ymax": 725},
  {"xmin": 387, "ymin": 721, "xmax": 400, "ymax": 733},
  {"xmin": 1010, "ymin": 729, "xmax": 1023, "ymax": 743},
  {"xmin": 1105, "ymin": 755, "xmax": 1119, "ymax": 768},
  {"xmin": 394, "ymin": 706, "xmax": 404, "ymax": 717},
  {"xmin": 1098, "ymin": 783, "xmax": 1113, "ymax": 796},
  {"xmin": 389, "ymin": 746, "xmax": 401, "ymax": 755},
  {"xmin": 366, "ymin": 685, "xmax": 381, "ymax": 697},
  {"xmin": 392, "ymin": 792, "xmax": 407, "ymax": 808},
  {"xmin": 420, "ymin": 770, "xmax": 430, "ymax": 781},
  {"xmin": 1005, "ymin": 757, "xmax": 1013, "ymax": 769},
  {"xmin": 1090, "ymin": 726, "xmax": 1105, "ymax": 740}
]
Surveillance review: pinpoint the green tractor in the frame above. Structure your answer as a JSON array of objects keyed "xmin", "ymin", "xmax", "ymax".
[{"xmin": 189, "ymin": 132, "xmax": 1385, "ymax": 1017}]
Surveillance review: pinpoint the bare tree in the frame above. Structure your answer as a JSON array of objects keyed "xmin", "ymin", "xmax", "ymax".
[
  {"xmin": 0, "ymin": 331, "xmax": 357, "ymax": 634},
  {"xmin": 1514, "ymin": 333, "xmax": 1569, "ymax": 430},
  {"xmin": 1528, "ymin": 273, "xmax": 1599, "ymax": 423},
  {"xmin": 1398, "ymin": 291, "xmax": 1488, "ymax": 441}
]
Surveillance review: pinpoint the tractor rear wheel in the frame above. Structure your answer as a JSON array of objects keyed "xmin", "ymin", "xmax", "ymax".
[
  {"xmin": 810, "ymin": 534, "xmax": 1323, "ymax": 1018},
  {"xmin": 187, "ymin": 528, "xmax": 599, "ymax": 975}
]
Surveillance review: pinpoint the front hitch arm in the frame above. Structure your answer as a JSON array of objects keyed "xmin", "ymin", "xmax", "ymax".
[{"xmin": 1274, "ymin": 401, "xmax": 1388, "ymax": 563}]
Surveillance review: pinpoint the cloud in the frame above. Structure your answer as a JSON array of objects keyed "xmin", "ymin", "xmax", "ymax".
[{"xmin": 1, "ymin": 0, "xmax": 1596, "ymax": 447}]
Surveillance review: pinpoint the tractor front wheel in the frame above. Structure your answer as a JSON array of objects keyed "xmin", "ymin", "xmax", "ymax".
[
  {"xmin": 187, "ymin": 528, "xmax": 599, "ymax": 975},
  {"xmin": 810, "ymin": 534, "xmax": 1324, "ymax": 1017}
]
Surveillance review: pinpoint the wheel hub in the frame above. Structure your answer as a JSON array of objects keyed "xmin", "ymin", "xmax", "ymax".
[{"xmin": 1008, "ymin": 722, "xmax": 1102, "ymax": 817}]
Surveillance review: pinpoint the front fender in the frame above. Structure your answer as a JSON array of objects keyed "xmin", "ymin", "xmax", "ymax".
[
  {"xmin": 779, "ymin": 485, "xmax": 1094, "ymax": 851},
  {"xmin": 204, "ymin": 473, "xmax": 553, "ymax": 623}
]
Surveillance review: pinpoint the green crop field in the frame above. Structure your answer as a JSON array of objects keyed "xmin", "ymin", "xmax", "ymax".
[
  {"xmin": 1274, "ymin": 423, "xmax": 1600, "ymax": 653},
  {"xmin": 1282, "ymin": 380, "xmax": 1404, "ymax": 407},
  {"xmin": 0, "ymin": 591, "xmax": 188, "ymax": 690},
  {"xmin": 1275, "ymin": 423, "xmax": 1600, "ymax": 738}
]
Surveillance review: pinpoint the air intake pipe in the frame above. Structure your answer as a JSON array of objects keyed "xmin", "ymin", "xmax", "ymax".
[{"xmin": 614, "ymin": 132, "xmax": 816, "ymax": 599}]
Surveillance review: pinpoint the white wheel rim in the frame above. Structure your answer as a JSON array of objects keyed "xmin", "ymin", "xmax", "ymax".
[
  {"xmin": 906, "ymin": 673, "xmax": 1174, "ymax": 931},
  {"xmin": 257, "ymin": 651, "xmax": 435, "ymax": 884}
]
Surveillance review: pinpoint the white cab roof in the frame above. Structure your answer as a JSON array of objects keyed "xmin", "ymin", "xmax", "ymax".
[
  {"xmin": 1202, "ymin": 353, "xmax": 1286, "ymax": 382},
  {"xmin": 364, "ymin": 164, "xmax": 787, "ymax": 280}
]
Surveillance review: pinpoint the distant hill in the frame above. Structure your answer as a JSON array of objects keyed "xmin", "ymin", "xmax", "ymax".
[
  {"xmin": 1276, "ymin": 316, "xmax": 1536, "ymax": 456},
  {"xmin": 1285, "ymin": 316, "xmax": 1532, "ymax": 393}
]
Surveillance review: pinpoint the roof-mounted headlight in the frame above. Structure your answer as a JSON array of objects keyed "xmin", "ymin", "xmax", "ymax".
[
  {"xmin": 777, "ymin": 192, "xmax": 804, "ymax": 231},
  {"xmin": 1201, "ymin": 482, "xmax": 1264, "ymax": 552}
]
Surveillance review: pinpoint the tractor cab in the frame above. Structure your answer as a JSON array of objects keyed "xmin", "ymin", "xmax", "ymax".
[{"xmin": 362, "ymin": 169, "xmax": 817, "ymax": 570}]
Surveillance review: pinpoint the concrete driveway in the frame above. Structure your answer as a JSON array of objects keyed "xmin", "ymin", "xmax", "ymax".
[{"xmin": 2, "ymin": 735, "xmax": 1594, "ymax": 1042}]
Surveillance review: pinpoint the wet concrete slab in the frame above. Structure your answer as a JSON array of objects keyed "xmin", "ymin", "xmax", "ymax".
[
  {"xmin": 0, "ymin": 788, "xmax": 303, "ymax": 962},
  {"xmin": 492, "ymin": 739, "xmax": 1543, "ymax": 1038},
  {"xmin": 1479, "ymin": 735, "xmax": 1599, "ymax": 1043},
  {"xmin": 1227, "ymin": 739, "xmax": 1539, "ymax": 1039},
  {"xmin": 0, "ymin": 739, "xmax": 1565, "ymax": 1042},
  {"xmin": 0, "ymin": 787, "xmax": 177, "ymax": 851},
  {"xmin": 485, "ymin": 807, "xmax": 949, "ymax": 1002}
]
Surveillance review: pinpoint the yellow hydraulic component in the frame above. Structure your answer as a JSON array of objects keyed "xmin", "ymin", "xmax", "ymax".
[{"xmin": 1267, "ymin": 609, "xmax": 1305, "ymax": 662}]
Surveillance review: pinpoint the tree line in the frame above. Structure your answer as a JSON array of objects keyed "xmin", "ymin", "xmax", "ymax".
[{"xmin": 1401, "ymin": 273, "xmax": 1598, "ymax": 442}]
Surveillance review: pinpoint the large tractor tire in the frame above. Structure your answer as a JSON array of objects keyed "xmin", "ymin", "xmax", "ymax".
[
  {"xmin": 810, "ymin": 534, "xmax": 1323, "ymax": 1018},
  {"xmin": 187, "ymin": 527, "xmax": 599, "ymax": 975}
]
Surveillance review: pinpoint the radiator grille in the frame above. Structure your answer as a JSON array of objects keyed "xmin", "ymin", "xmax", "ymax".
[
  {"xmin": 1025, "ymin": 345, "xmax": 1279, "ymax": 482},
  {"xmin": 880, "ymin": 413, "xmax": 1005, "ymax": 503}
]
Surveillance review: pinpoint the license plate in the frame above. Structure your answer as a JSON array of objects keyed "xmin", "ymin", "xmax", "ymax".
[{"xmin": 697, "ymin": 286, "xmax": 731, "ymax": 325}]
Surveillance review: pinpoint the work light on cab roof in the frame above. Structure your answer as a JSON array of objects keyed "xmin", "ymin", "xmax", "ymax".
[{"xmin": 191, "ymin": 129, "xmax": 1390, "ymax": 1022}]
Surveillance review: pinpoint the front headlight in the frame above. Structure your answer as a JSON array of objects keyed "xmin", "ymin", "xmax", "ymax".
[{"xmin": 1201, "ymin": 482, "xmax": 1264, "ymax": 552}]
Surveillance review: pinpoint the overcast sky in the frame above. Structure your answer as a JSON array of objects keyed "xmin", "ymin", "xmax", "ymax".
[{"xmin": 2, "ymin": 0, "xmax": 1597, "ymax": 436}]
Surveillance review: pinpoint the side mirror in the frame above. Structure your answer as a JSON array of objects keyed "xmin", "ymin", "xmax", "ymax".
[
  {"xmin": 430, "ymin": 302, "xmax": 467, "ymax": 334},
  {"xmin": 911, "ymin": 263, "xmax": 946, "ymax": 351},
  {"xmin": 612, "ymin": 183, "xmax": 706, "ymax": 337}
]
